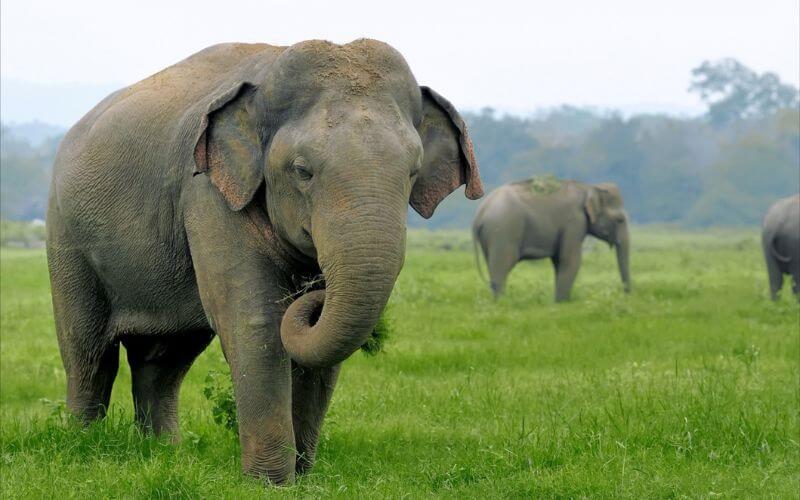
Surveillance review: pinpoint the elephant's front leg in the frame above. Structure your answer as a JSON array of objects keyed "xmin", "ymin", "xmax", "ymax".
[
  {"xmin": 187, "ymin": 223, "xmax": 297, "ymax": 483},
  {"xmin": 292, "ymin": 362, "xmax": 341, "ymax": 474},
  {"xmin": 202, "ymin": 290, "xmax": 296, "ymax": 483},
  {"xmin": 229, "ymin": 314, "xmax": 296, "ymax": 483}
]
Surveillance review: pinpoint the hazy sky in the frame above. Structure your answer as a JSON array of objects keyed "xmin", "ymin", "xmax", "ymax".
[{"xmin": 2, "ymin": 0, "xmax": 799, "ymax": 117}]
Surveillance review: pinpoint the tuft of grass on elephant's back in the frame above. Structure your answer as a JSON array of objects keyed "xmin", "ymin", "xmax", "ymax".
[{"xmin": 522, "ymin": 174, "xmax": 563, "ymax": 195}]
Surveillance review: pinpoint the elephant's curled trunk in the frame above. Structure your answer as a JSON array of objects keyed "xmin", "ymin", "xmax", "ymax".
[{"xmin": 280, "ymin": 201, "xmax": 405, "ymax": 368}]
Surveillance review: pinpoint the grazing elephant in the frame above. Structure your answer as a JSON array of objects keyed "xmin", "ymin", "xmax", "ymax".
[
  {"xmin": 46, "ymin": 39, "xmax": 483, "ymax": 484},
  {"xmin": 472, "ymin": 178, "xmax": 630, "ymax": 301},
  {"xmin": 761, "ymin": 194, "xmax": 800, "ymax": 301}
]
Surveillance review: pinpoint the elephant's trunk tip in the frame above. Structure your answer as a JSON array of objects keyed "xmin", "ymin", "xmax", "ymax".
[{"xmin": 280, "ymin": 290, "xmax": 328, "ymax": 367}]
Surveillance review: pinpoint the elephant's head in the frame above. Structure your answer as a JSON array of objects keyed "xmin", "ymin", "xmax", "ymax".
[
  {"xmin": 584, "ymin": 183, "xmax": 631, "ymax": 293},
  {"xmin": 193, "ymin": 39, "xmax": 483, "ymax": 368}
]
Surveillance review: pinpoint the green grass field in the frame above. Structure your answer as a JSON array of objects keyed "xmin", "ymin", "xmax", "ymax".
[{"xmin": 1, "ymin": 228, "xmax": 798, "ymax": 498}]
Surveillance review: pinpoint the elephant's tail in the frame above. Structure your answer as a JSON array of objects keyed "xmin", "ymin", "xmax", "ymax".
[
  {"xmin": 770, "ymin": 236, "xmax": 792, "ymax": 263},
  {"xmin": 472, "ymin": 224, "xmax": 489, "ymax": 284}
]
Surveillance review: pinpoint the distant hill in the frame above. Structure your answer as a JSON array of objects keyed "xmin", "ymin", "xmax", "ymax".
[
  {"xmin": 1, "ymin": 79, "xmax": 123, "ymax": 127},
  {"xmin": 1, "ymin": 121, "xmax": 65, "ymax": 146},
  {"xmin": 1, "ymin": 123, "xmax": 62, "ymax": 220}
]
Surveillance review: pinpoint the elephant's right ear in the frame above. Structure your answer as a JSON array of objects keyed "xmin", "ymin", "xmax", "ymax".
[
  {"xmin": 411, "ymin": 87, "xmax": 483, "ymax": 219},
  {"xmin": 193, "ymin": 82, "xmax": 265, "ymax": 211},
  {"xmin": 584, "ymin": 188, "xmax": 602, "ymax": 225}
]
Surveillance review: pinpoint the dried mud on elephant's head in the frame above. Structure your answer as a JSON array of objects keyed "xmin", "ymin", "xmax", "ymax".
[{"xmin": 279, "ymin": 39, "xmax": 409, "ymax": 99}]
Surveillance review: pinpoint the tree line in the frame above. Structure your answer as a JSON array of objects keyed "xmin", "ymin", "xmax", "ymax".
[
  {"xmin": 2, "ymin": 59, "xmax": 798, "ymax": 228},
  {"xmin": 422, "ymin": 59, "xmax": 799, "ymax": 228}
]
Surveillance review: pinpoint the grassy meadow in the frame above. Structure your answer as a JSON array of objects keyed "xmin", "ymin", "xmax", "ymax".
[{"xmin": 1, "ymin": 227, "xmax": 798, "ymax": 498}]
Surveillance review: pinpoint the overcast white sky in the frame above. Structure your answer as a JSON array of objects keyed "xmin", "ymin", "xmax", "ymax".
[{"xmin": 2, "ymin": 0, "xmax": 799, "ymax": 119}]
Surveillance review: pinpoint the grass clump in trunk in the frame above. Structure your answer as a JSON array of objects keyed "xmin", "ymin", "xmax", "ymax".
[{"xmin": 360, "ymin": 305, "xmax": 393, "ymax": 356}]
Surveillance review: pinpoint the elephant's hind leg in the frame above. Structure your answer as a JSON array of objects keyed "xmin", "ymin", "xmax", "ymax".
[
  {"xmin": 764, "ymin": 253, "xmax": 783, "ymax": 300},
  {"xmin": 292, "ymin": 363, "xmax": 341, "ymax": 474},
  {"xmin": 48, "ymin": 241, "xmax": 118, "ymax": 423},
  {"xmin": 552, "ymin": 237, "xmax": 583, "ymax": 302},
  {"xmin": 486, "ymin": 244, "xmax": 518, "ymax": 299},
  {"xmin": 122, "ymin": 332, "xmax": 213, "ymax": 436}
]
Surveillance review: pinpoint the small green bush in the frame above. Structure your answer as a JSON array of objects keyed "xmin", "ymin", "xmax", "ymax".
[{"xmin": 202, "ymin": 371, "xmax": 237, "ymax": 432}]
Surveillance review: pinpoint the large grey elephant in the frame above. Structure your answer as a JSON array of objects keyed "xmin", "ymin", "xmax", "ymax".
[
  {"xmin": 46, "ymin": 39, "xmax": 483, "ymax": 484},
  {"xmin": 762, "ymin": 194, "xmax": 799, "ymax": 301},
  {"xmin": 472, "ymin": 178, "xmax": 630, "ymax": 301}
]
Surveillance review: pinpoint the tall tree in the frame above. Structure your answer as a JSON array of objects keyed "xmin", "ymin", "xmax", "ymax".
[{"xmin": 689, "ymin": 58, "xmax": 799, "ymax": 127}]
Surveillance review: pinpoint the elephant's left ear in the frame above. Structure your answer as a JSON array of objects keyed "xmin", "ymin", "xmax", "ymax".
[
  {"xmin": 193, "ymin": 82, "xmax": 266, "ymax": 211},
  {"xmin": 411, "ymin": 86, "xmax": 484, "ymax": 219}
]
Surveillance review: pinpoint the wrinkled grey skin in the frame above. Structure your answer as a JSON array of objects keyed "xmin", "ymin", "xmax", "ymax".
[
  {"xmin": 761, "ymin": 194, "xmax": 800, "ymax": 301},
  {"xmin": 46, "ymin": 39, "xmax": 482, "ymax": 484},
  {"xmin": 472, "ymin": 180, "xmax": 630, "ymax": 302}
]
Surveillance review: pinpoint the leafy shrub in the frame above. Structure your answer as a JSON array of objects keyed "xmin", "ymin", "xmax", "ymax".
[{"xmin": 202, "ymin": 371, "xmax": 237, "ymax": 432}]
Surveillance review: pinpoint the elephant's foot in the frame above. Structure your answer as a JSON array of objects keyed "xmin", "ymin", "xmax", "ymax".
[
  {"xmin": 65, "ymin": 342, "xmax": 120, "ymax": 426},
  {"xmin": 241, "ymin": 433, "xmax": 297, "ymax": 485}
]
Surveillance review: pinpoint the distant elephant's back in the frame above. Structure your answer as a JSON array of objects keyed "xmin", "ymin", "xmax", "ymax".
[
  {"xmin": 776, "ymin": 194, "xmax": 800, "ymax": 241},
  {"xmin": 764, "ymin": 194, "xmax": 800, "ymax": 229},
  {"xmin": 474, "ymin": 184, "xmax": 523, "ymax": 226}
]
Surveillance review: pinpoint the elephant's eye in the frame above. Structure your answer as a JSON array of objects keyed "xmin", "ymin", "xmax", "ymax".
[{"xmin": 292, "ymin": 157, "xmax": 313, "ymax": 182}]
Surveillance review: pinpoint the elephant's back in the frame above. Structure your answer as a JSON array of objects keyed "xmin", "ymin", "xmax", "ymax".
[
  {"xmin": 474, "ymin": 184, "xmax": 527, "ymax": 225},
  {"xmin": 55, "ymin": 43, "xmax": 283, "ymax": 172},
  {"xmin": 51, "ymin": 43, "xmax": 284, "ymax": 220},
  {"xmin": 57, "ymin": 44, "xmax": 281, "ymax": 146},
  {"xmin": 104, "ymin": 43, "xmax": 282, "ymax": 121},
  {"xmin": 47, "ymin": 44, "xmax": 286, "ymax": 321},
  {"xmin": 764, "ymin": 194, "xmax": 800, "ymax": 229},
  {"xmin": 763, "ymin": 195, "xmax": 800, "ymax": 261},
  {"xmin": 48, "ymin": 43, "xmax": 285, "ymax": 272},
  {"xmin": 775, "ymin": 194, "xmax": 800, "ymax": 239}
]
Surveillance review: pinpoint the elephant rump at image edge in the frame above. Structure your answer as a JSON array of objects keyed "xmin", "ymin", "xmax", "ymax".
[{"xmin": 761, "ymin": 194, "xmax": 800, "ymax": 301}]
